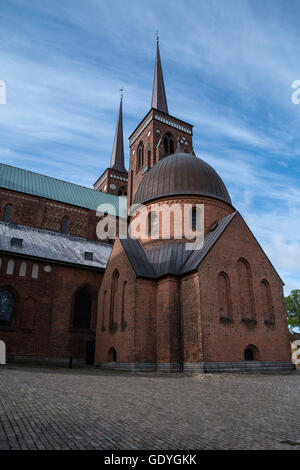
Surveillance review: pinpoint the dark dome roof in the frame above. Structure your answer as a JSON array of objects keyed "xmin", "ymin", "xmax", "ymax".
[{"xmin": 134, "ymin": 152, "xmax": 232, "ymax": 205}]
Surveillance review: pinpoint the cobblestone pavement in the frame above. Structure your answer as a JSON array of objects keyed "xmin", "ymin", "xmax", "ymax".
[{"xmin": 0, "ymin": 365, "xmax": 299, "ymax": 450}]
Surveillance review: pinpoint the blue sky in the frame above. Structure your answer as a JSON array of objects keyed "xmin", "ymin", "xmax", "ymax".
[{"xmin": 0, "ymin": 0, "xmax": 300, "ymax": 295}]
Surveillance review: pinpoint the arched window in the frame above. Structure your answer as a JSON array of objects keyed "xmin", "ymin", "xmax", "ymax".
[
  {"xmin": 7, "ymin": 259, "xmax": 15, "ymax": 275},
  {"xmin": 73, "ymin": 287, "xmax": 92, "ymax": 329},
  {"xmin": 218, "ymin": 272, "xmax": 232, "ymax": 320},
  {"xmin": 19, "ymin": 262, "xmax": 27, "ymax": 277},
  {"xmin": 163, "ymin": 133, "xmax": 174, "ymax": 156},
  {"xmin": 3, "ymin": 204, "xmax": 12, "ymax": 223},
  {"xmin": 108, "ymin": 347, "xmax": 117, "ymax": 362},
  {"xmin": 147, "ymin": 212, "xmax": 158, "ymax": 237},
  {"xmin": 61, "ymin": 216, "xmax": 69, "ymax": 234},
  {"xmin": 109, "ymin": 270, "xmax": 119, "ymax": 327},
  {"xmin": 137, "ymin": 142, "xmax": 144, "ymax": 170},
  {"xmin": 31, "ymin": 264, "xmax": 39, "ymax": 279},
  {"xmin": 244, "ymin": 345, "xmax": 259, "ymax": 361},
  {"xmin": 121, "ymin": 281, "xmax": 127, "ymax": 328},
  {"xmin": 237, "ymin": 258, "xmax": 255, "ymax": 321},
  {"xmin": 0, "ymin": 290, "xmax": 14, "ymax": 327},
  {"xmin": 21, "ymin": 297, "xmax": 36, "ymax": 330},
  {"xmin": 260, "ymin": 280, "xmax": 274, "ymax": 324}
]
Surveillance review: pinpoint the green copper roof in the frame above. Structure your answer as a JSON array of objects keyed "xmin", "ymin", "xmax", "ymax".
[{"xmin": 0, "ymin": 163, "xmax": 127, "ymax": 218}]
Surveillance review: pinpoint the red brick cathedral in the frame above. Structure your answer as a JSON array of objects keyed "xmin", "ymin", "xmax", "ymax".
[{"xmin": 0, "ymin": 40, "xmax": 292, "ymax": 372}]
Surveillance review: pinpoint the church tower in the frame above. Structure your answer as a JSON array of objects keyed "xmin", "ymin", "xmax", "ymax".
[
  {"xmin": 94, "ymin": 93, "xmax": 128, "ymax": 196},
  {"xmin": 95, "ymin": 37, "xmax": 292, "ymax": 374},
  {"xmin": 127, "ymin": 37, "xmax": 193, "ymax": 209}
]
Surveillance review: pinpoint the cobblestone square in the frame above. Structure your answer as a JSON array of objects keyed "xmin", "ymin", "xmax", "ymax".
[{"xmin": 0, "ymin": 366, "xmax": 299, "ymax": 450}]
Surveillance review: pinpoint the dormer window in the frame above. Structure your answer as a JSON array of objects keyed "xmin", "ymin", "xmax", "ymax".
[
  {"xmin": 84, "ymin": 252, "xmax": 94, "ymax": 261},
  {"xmin": 11, "ymin": 238, "xmax": 23, "ymax": 247}
]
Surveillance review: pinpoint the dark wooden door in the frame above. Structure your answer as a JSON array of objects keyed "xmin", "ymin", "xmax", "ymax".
[{"xmin": 85, "ymin": 340, "xmax": 95, "ymax": 365}]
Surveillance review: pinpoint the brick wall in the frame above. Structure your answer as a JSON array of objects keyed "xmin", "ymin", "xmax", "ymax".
[
  {"xmin": 0, "ymin": 187, "xmax": 117, "ymax": 242},
  {"xmin": 0, "ymin": 253, "xmax": 104, "ymax": 362},
  {"xmin": 130, "ymin": 195, "xmax": 233, "ymax": 245},
  {"xmin": 198, "ymin": 213, "xmax": 291, "ymax": 362},
  {"xmin": 95, "ymin": 240, "xmax": 183, "ymax": 366},
  {"xmin": 95, "ymin": 211, "xmax": 291, "ymax": 368},
  {"xmin": 95, "ymin": 238, "xmax": 138, "ymax": 364},
  {"xmin": 155, "ymin": 276, "xmax": 181, "ymax": 364}
]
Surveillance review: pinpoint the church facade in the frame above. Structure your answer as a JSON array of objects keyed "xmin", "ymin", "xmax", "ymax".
[{"xmin": 0, "ymin": 40, "xmax": 292, "ymax": 372}]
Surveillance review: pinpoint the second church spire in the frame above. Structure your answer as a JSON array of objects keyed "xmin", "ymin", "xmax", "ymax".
[
  {"xmin": 151, "ymin": 37, "xmax": 168, "ymax": 114},
  {"xmin": 110, "ymin": 92, "xmax": 126, "ymax": 173}
]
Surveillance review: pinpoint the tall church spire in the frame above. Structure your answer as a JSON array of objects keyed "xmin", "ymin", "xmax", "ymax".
[
  {"xmin": 151, "ymin": 36, "xmax": 168, "ymax": 114},
  {"xmin": 110, "ymin": 91, "xmax": 126, "ymax": 173}
]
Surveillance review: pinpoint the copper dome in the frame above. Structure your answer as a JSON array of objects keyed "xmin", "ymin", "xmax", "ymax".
[{"xmin": 134, "ymin": 152, "xmax": 232, "ymax": 205}]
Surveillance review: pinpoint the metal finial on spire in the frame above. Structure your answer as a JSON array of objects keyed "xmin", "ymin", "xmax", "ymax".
[
  {"xmin": 120, "ymin": 87, "xmax": 124, "ymax": 99},
  {"xmin": 155, "ymin": 30, "xmax": 159, "ymax": 43}
]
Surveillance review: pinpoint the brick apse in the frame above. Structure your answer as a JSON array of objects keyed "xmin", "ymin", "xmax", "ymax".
[{"xmin": 0, "ymin": 39, "xmax": 292, "ymax": 371}]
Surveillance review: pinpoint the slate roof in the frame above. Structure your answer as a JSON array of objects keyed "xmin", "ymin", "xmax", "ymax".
[
  {"xmin": 120, "ymin": 237, "xmax": 156, "ymax": 278},
  {"xmin": 120, "ymin": 212, "xmax": 237, "ymax": 279},
  {"xmin": 0, "ymin": 163, "xmax": 127, "ymax": 218},
  {"xmin": 145, "ymin": 243, "xmax": 191, "ymax": 277},
  {"xmin": 0, "ymin": 221, "xmax": 112, "ymax": 269}
]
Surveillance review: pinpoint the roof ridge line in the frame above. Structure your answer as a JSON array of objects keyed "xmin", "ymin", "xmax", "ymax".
[
  {"xmin": 179, "ymin": 211, "xmax": 237, "ymax": 274},
  {"xmin": 0, "ymin": 220, "xmax": 111, "ymax": 248}
]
